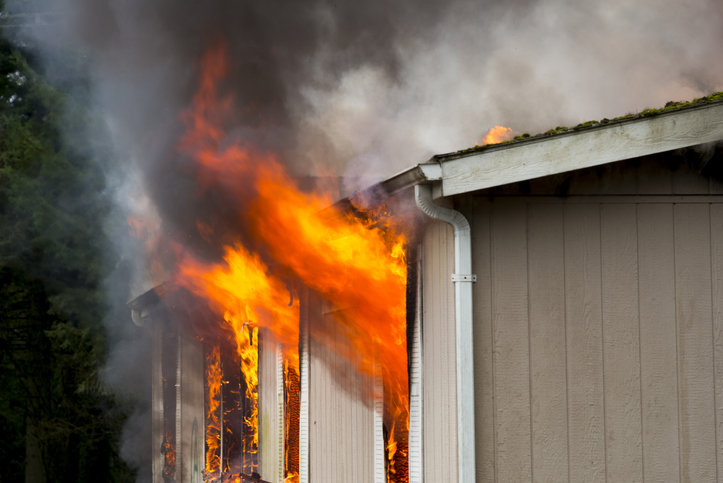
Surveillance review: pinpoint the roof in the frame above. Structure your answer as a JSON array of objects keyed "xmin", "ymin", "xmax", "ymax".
[
  {"xmin": 350, "ymin": 92, "xmax": 723, "ymax": 204},
  {"xmin": 454, "ymin": 91, "xmax": 723, "ymax": 157}
]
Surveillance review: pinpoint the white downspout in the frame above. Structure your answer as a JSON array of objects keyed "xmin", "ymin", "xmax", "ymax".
[{"xmin": 414, "ymin": 183, "xmax": 476, "ymax": 483}]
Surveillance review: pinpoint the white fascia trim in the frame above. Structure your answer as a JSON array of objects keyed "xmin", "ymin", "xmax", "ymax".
[{"xmin": 439, "ymin": 101, "xmax": 723, "ymax": 196}]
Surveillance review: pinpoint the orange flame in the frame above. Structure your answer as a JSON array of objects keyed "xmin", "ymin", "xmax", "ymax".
[
  {"xmin": 481, "ymin": 125, "xmax": 514, "ymax": 145},
  {"xmin": 237, "ymin": 324, "xmax": 259, "ymax": 474},
  {"xmin": 284, "ymin": 360, "xmax": 300, "ymax": 481},
  {"xmin": 162, "ymin": 429, "xmax": 176, "ymax": 480},
  {"xmin": 205, "ymin": 346, "xmax": 222, "ymax": 478},
  {"xmin": 175, "ymin": 42, "xmax": 409, "ymax": 480}
]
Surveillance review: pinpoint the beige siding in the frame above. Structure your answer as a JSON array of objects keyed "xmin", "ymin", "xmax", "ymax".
[
  {"xmin": 674, "ymin": 204, "xmax": 717, "ymax": 481},
  {"xmin": 491, "ymin": 201, "xmax": 533, "ymax": 481},
  {"xmin": 712, "ymin": 205, "xmax": 723, "ymax": 481},
  {"xmin": 424, "ymin": 191, "xmax": 723, "ymax": 481},
  {"xmin": 528, "ymin": 204, "xmax": 569, "ymax": 481},
  {"xmin": 471, "ymin": 203, "xmax": 495, "ymax": 481},
  {"xmin": 637, "ymin": 204, "xmax": 680, "ymax": 481},
  {"xmin": 600, "ymin": 204, "xmax": 643, "ymax": 481},
  {"xmin": 564, "ymin": 204, "xmax": 605, "ymax": 482},
  {"xmin": 421, "ymin": 220, "xmax": 458, "ymax": 482},
  {"xmin": 258, "ymin": 333, "xmax": 283, "ymax": 482},
  {"xmin": 307, "ymin": 299, "xmax": 376, "ymax": 482},
  {"xmin": 179, "ymin": 334, "xmax": 205, "ymax": 483}
]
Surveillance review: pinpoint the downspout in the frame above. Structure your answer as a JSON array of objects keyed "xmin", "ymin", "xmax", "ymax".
[{"xmin": 414, "ymin": 182, "xmax": 476, "ymax": 483}]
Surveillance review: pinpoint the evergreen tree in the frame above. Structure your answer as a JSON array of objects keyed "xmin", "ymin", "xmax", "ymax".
[{"xmin": 1, "ymin": 7, "xmax": 135, "ymax": 481}]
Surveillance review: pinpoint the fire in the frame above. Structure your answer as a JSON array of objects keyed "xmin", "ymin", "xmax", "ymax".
[
  {"xmin": 175, "ymin": 42, "xmax": 409, "ymax": 481},
  {"xmin": 284, "ymin": 360, "xmax": 300, "ymax": 482},
  {"xmin": 205, "ymin": 346, "xmax": 222, "ymax": 478},
  {"xmin": 236, "ymin": 324, "xmax": 259, "ymax": 474},
  {"xmin": 481, "ymin": 125, "xmax": 514, "ymax": 145},
  {"xmin": 162, "ymin": 428, "xmax": 176, "ymax": 481}
]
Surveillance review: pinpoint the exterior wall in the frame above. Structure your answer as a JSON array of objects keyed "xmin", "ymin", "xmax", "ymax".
[
  {"xmin": 421, "ymin": 155, "xmax": 723, "ymax": 481},
  {"xmin": 149, "ymin": 323, "xmax": 205, "ymax": 483},
  {"xmin": 258, "ymin": 333, "xmax": 284, "ymax": 482},
  {"xmin": 462, "ymin": 197, "xmax": 723, "ymax": 482},
  {"xmin": 306, "ymin": 296, "xmax": 377, "ymax": 482},
  {"xmin": 178, "ymin": 334, "xmax": 205, "ymax": 483},
  {"xmin": 151, "ymin": 320, "xmax": 164, "ymax": 481},
  {"xmin": 421, "ymin": 220, "xmax": 458, "ymax": 482}
]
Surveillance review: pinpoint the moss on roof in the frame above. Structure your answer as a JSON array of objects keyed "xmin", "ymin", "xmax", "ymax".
[{"xmin": 451, "ymin": 91, "xmax": 723, "ymax": 157}]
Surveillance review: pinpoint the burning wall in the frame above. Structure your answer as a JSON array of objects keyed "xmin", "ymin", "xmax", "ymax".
[
  {"xmin": 127, "ymin": 43, "xmax": 413, "ymax": 483},
  {"xmin": 132, "ymin": 277, "xmax": 414, "ymax": 482}
]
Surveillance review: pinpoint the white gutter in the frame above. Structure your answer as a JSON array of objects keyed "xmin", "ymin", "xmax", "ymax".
[{"xmin": 414, "ymin": 183, "xmax": 476, "ymax": 483}]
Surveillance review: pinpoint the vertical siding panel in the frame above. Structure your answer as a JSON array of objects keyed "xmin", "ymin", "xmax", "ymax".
[
  {"xmin": 711, "ymin": 204, "xmax": 723, "ymax": 479},
  {"xmin": 528, "ymin": 203, "xmax": 569, "ymax": 481},
  {"xmin": 674, "ymin": 204, "xmax": 717, "ymax": 482},
  {"xmin": 564, "ymin": 204, "xmax": 605, "ymax": 482},
  {"xmin": 470, "ymin": 201, "xmax": 495, "ymax": 481},
  {"xmin": 308, "ymin": 321, "xmax": 322, "ymax": 480},
  {"xmin": 151, "ymin": 321, "xmax": 164, "ymax": 482},
  {"xmin": 180, "ymin": 336, "xmax": 205, "ymax": 483},
  {"xmin": 637, "ymin": 204, "xmax": 680, "ymax": 481},
  {"xmin": 308, "ymin": 302, "xmax": 375, "ymax": 482},
  {"xmin": 491, "ymin": 200, "xmax": 532, "ymax": 481},
  {"xmin": 258, "ymin": 334, "xmax": 281, "ymax": 480},
  {"xmin": 422, "ymin": 220, "xmax": 457, "ymax": 482},
  {"xmin": 600, "ymin": 204, "xmax": 643, "ymax": 482}
]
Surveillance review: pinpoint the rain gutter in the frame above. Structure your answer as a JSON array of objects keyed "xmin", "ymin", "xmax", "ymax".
[{"xmin": 414, "ymin": 181, "xmax": 476, "ymax": 483}]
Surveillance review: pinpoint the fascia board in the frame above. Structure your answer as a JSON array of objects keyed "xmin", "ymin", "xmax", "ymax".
[{"xmin": 438, "ymin": 101, "xmax": 723, "ymax": 197}]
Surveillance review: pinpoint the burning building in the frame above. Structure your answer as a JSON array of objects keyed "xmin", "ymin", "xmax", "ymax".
[{"xmin": 127, "ymin": 36, "xmax": 723, "ymax": 482}]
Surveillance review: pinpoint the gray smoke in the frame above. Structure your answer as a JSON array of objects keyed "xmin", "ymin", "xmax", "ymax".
[
  {"xmin": 8, "ymin": 0, "xmax": 723, "ymax": 235},
  {"xmin": 5, "ymin": 0, "xmax": 722, "ymax": 476}
]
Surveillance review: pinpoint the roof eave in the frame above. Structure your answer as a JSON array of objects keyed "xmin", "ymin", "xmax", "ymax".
[{"xmin": 436, "ymin": 100, "xmax": 723, "ymax": 197}]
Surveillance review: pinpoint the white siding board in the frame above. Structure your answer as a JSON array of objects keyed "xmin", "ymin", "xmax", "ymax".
[
  {"xmin": 491, "ymin": 200, "xmax": 532, "ymax": 481},
  {"xmin": 468, "ymin": 201, "xmax": 495, "ymax": 482},
  {"xmin": 258, "ymin": 334, "xmax": 282, "ymax": 481},
  {"xmin": 564, "ymin": 204, "xmax": 606, "ymax": 482},
  {"xmin": 527, "ymin": 203, "xmax": 569, "ymax": 481},
  {"xmin": 408, "ymin": 246, "xmax": 423, "ymax": 483},
  {"xmin": 637, "ymin": 204, "xmax": 680, "ymax": 481},
  {"xmin": 674, "ymin": 204, "xmax": 717, "ymax": 482},
  {"xmin": 600, "ymin": 204, "xmax": 643, "ymax": 482},
  {"xmin": 422, "ymin": 220, "xmax": 457, "ymax": 482}
]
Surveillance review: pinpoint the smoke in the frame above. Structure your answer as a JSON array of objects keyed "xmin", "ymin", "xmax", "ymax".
[
  {"xmin": 4, "ymin": 0, "xmax": 722, "ymax": 476},
  {"xmin": 7, "ymin": 0, "xmax": 723, "ymax": 236}
]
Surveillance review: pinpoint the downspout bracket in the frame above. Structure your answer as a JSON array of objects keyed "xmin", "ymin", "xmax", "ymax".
[{"xmin": 451, "ymin": 274, "xmax": 477, "ymax": 283}]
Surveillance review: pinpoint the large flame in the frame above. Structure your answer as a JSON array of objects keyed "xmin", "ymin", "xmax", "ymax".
[{"xmin": 175, "ymin": 42, "xmax": 409, "ymax": 481}]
